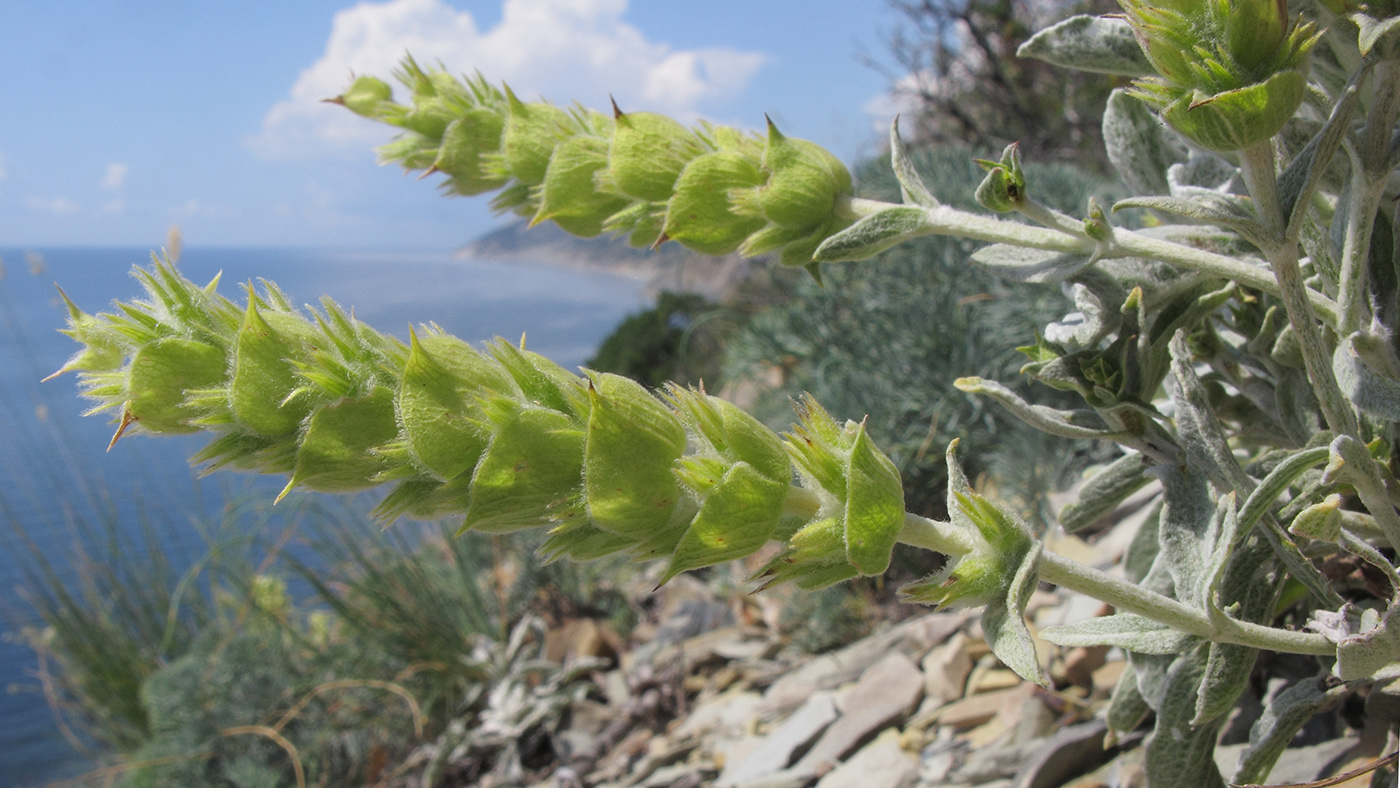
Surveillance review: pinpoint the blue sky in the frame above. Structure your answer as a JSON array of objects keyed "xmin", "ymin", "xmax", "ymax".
[{"xmin": 0, "ymin": 0, "xmax": 909, "ymax": 250}]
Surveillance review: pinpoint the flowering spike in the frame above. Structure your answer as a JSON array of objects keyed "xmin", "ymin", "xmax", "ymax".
[
  {"xmin": 54, "ymin": 262, "xmax": 919, "ymax": 592},
  {"xmin": 329, "ymin": 59, "xmax": 864, "ymax": 263}
]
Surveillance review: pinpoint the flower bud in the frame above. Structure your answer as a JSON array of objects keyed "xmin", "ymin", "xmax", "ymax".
[
  {"xmin": 608, "ymin": 108, "xmax": 706, "ymax": 203},
  {"xmin": 501, "ymin": 88, "xmax": 572, "ymax": 185},
  {"xmin": 229, "ymin": 302, "xmax": 318, "ymax": 437},
  {"xmin": 487, "ymin": 338, "xmax": 587, "ymax": 418},
  {"xmin": 403, "ymin": 98, "xmax": 459, "ymax": 140},
  {"xmin": 281, "ymin": 386, "xmax": 399, "ymax": 498},
  {"xmin": 737, "ymin": 222, "xmax": 810, "ymax": 258},
  {"xmin": 662, "ymin": 150, "xmax": 767, "ymax": 255},
  {"xmin": 335, "ymin": 75, "xmax": 397, "ymax": 121},
  {"xmin": 462, "ymin": 399, "xmax": 586, "ymax": 533},
  {"xmin": 434, "ymin": 112, "xmax": 509, "ymax": 196},
  {"xmin": 539, "ymin": 516, "xmax": 635, "ymax": 562},
  {"xmin": 398, "ymin": 329, "xmax": 518, "ymax": 481},
  {"xmin": 50, "ymin": 288, "xmax": 126, "ymax": 378},
  {"xmin": 783, "ymin": 397, "xmax": 905, "ymax": 577},
  {"xmin": 124, "ymin": 338, "xmax": 228, "ymax": 434},
  {"xmin": 1289, "ymin": 494, "xmax": 1343, "ymax": 542},
  {"xmin": 900, "ymin": 443, "xmax": 1037, "ymax": 609},
  {"xmin": 755, "ymin": 517, "xmax": 860, "ymax": 590},
  {"xmin": 757, "ymin": 119, "xmax": 853, "ymax": 230},
  {"xmin": 1118, "ymin": 0, "xmax": 1318, "ymax": 151},
  {"xmin": 583, "ymin": 372, "xmax": 688, "ymax": 538},
  {"xmin": 900, "ymin": 492, "xmax": 1027, "ymax": 608},
  {"xmin": 603, "ymin": 201, "xmax": 667, "ymax": 249},
  {"xmin": 974, "ymin": 144, "xmax": 1026, "ymax": 213},
  {"xmin": 378, "ymin": 133, "xmax": 441, "ymax": 171},
  {"xmin": 661, "ymin": 388, "xmax": 792, "ymax": 579},
  {"xmin": 1227, "ymin": 0, "xmax": 1289, "ymax": 74},
  {"xmin": 532, "ymin": 134, "xmax": 630, "ymax": 237},
  {"xmin": 1156, "ymin": 71, "xmax": 1309, "ymax": 152},
  {"xmin": 668, "ymin": 386, "xmax": 790, "ymax": 484}
]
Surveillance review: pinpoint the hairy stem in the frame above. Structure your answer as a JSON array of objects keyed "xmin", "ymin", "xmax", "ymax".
[
  {"xmin": 1036, "ymin": 552, "xmax": 1335, "ymax": 655},
  {"xmin": 1238, "ymin": 140, "xmax": 1359, "ymax": 437},
  {"xmin": 837, "ymin": 196, "xmax": 1342, "ymax": 324},
  {"xmin": 892, "ymin": 513, "xmax": 1336, "ymax": 656}
]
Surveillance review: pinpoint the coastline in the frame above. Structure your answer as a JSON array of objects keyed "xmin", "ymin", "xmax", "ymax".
[{"xmin": 455, "ymin": 219, "xmax": 755, "ymax": 301}]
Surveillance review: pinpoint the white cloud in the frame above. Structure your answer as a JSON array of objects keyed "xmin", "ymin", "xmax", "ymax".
[
  {"xmin": 249, "ymin": 0, "xmax": 767, "ymax": 158},
  {"xmin": 101, "ymin": 162, "xmax": 129, "ymax": 191},
  {"xmin": 25, "ymin": 196, "xmax": 81, "ymax": 214}
]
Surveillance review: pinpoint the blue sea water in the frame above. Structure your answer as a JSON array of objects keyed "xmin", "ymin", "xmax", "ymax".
[{"xmin": 0, "ymin": 246, "xmax": 648, "ymax": 787}]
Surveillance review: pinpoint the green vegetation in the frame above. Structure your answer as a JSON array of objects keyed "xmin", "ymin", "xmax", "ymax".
[
  {"xmin": 585, "ymin": 291, "xmax": 727, "ymax": 388},
  {"xmin": 29, "ymin": 1, "xmax": 1400, "ymax": 786}
]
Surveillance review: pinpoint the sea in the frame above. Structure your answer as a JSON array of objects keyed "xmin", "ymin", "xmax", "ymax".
[{"xmin": 0, "ymin": 246, "xmax": 650, "ymax": 787}]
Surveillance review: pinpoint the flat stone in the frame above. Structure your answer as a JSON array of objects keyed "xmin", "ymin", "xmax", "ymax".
[
  {"xmin": 1215, "ymin": 736, "xmax": 1360, "ymax": 785},
  {"xmin": 793, "ymin": 652, "xmax": 925, "ymax": 774},
  {"xmin": 719, "ymin": 693, "xmax": 839, "ymax": 787},
  {"xmin": 964, "ymin": 717, "xmax": 1010, "ymax": 748},
  {"xmin": 813, "ymin": 730, "xmax": 918, "ymax": 788},
  {"xmin": 641, "ymin": 763, "xmax": 709, "ymax": 788},
  {"xmin": 1008, "ymin": 690, "xmax": 1058, "ymax": 745},
  {"xmin": 1064, "ymin": 743, "xmax": 1146, "ymax": 788},
  {"xmin": 936, "ymin": 686, "xmax": 1024, "ymax": 729},
  {"xmin": 761, "ymin": 612, "xmax": 965, "ymax": 716},
  {"xmin": 713, "ymin": 636, "xmax": 779, "ymax": 662},
  {"xmin": 970, "ymin": 668, "xmax": 1024, "ymax": 694},
  {"xmin": 922, "ymin": 632, "xmax": 974, "ymax": 703},
  {"xmin": 1012, "ymin": 719, "xmax": 1110, "ymax": 788},
  {"xmin": 1090, "ymin": 659, "xmax": 1127, "ymax": 697},
  {"xmin": 672, "ymin": 689, "xmax": 763, "ymax": 741},
  {"xmin": 917, "ymin": 732, "xmax": 966, "ymax": 785},
  {"xmin": 947, "ymin": 738, "xmax": 1040, "ymax": 784},
  {"xmin": 1062, "ymin": 645, "xmax": 1110, "ymax": 688}
]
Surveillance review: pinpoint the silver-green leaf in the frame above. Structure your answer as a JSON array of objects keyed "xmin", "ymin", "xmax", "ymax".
[
  {"xmin": 1103, "ymin": 89, "xmax": 1187, "ymax": 196},
  {"xmin": 814, "ymin": 205, "xmax": 928, "ymax": 262},
  {"xmin": 1016, "ymin": 15, "xmax": 1154, "ymax": 77},
  {"xmin": 1041, "ymin": 613, "xmax": 1197, "ymax": 654}
]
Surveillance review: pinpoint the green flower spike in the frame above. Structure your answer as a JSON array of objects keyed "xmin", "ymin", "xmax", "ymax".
[
  {"xmin": 1117, "ymin": 0, "xmax": 1320, "ymax": 151},
  {"xmin": 333, "ymin": 60, "xmax": 870, "ymax": 269},
  {"xmin": 974, "ymin": 143, "xmax": 1027, "ymax": 213}
]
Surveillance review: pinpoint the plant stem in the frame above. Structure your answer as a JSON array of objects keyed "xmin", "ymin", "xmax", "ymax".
[
  {"xmin": 1110, "ymin": 231, "xmax": 1340, "ymax": 326},
  {"xmin": 1016, "ymin": 199, "xmax": 1088, "ymax": 237},
  {"xmin": 885, "ymin": 502, "xmax": 1334, "ymax": 655},
  {"xmin": 898, "ymin": 512, "xmax": 977, "ymax": 557},
  {"xmin": 1336, "ymin": 171, "xmax": 1388, "ymax": 335},
  {"xmin": 838, "ymin": 196, "xmax": 1341, "ymax": 325},
  {"xmin": 783, "ymin": 486, "xmax": 979, "ymax": 557},
  {"xmin": 1337, "ymin": 59, "xmax": 1400, "ymax": 335},
  {"xmin": 1036, "ymin": 551, "xmax": 1335, "ymax": 655},
  {"xmin": 1238, "ymin": 140, "xmax": 1359, "ymax": 437}
]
